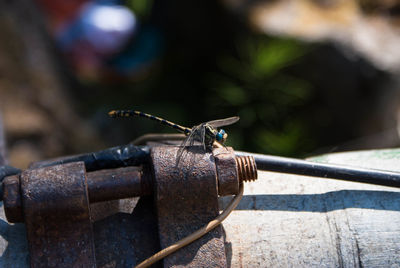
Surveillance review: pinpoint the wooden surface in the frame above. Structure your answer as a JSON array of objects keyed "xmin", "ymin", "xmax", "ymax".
[
  {"xmin": 222, "ymin": 149, "xmax": 400, "ymax": 267},
  {"xmin": 1, "ymin": 148, "xmax": 400, "ymax": 267}
]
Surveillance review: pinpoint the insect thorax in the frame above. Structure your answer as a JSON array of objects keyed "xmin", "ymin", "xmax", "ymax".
[{"xmin": 203, "ymin": 125, "xmax": 218, "ymax": 145}]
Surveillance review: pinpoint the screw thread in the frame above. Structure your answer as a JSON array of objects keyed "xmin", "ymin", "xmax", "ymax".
[{"xmin": 235, "ymin": 156, "xmax": 258, "ymax": 183}]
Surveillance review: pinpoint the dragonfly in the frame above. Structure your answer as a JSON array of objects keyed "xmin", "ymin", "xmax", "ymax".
[{"xmin": 108, "ymin": 110, "xmax": 239, "ymax": 163}]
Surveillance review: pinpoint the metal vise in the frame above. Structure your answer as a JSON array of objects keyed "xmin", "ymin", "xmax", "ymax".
[{"xmin": 2, "ymin": 146, "xmax": 256, "ymax": 267}]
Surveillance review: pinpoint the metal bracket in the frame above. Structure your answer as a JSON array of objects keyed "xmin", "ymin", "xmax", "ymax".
[
  {"xmin": 151, "ymin": 146, "xmax": 227, "ymax": 267},
  {"xmin": 21, "ymin": 162, "xmax": 96, "ymax": 267}
]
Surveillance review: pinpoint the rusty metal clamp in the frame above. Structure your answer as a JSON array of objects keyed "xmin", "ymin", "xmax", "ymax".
[
  {"xmin": 150, "ymin": 146, "xmax": 256, "ymax": 267},
  {"xmin": 2, "ymin": 145, "xmax": 257, "ymax": 267}
]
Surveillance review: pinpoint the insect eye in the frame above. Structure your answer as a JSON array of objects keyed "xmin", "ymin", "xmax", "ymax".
[
  {"xmin": 216, "ymin": 132, "xmax": 223, "ymax": 141},
  {"xmin": 216, "ymin": 129, "xmax": 226, "ymax": 141}
]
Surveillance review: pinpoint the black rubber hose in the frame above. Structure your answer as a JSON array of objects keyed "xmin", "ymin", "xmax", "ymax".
[
  {"xmin": 30, "ymin": 144, "xmax": 150, "ymax": 171},
  {"xmin": 236, "ymin": 151, "xmax": 400, "ymax": 188}
]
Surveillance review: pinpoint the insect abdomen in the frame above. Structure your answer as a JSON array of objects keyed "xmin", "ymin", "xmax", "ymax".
[{"xmin": 109, "ymin": 110, "xmax": 191, "ymax": 134}]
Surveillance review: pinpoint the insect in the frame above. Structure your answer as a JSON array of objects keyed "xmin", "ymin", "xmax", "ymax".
[{"xmin": 108, "ymin": 110, "xmax": 239, "ymax": 162}]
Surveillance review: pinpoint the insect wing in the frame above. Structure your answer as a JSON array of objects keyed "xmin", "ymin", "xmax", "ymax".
[
  {"xmin": 200, "ymin": 123, "xmax": 206, "ymax": 150},
  {"xmin": 206, "ymin": 116, "xmax": 240, "ymax": 128},
  {"xmin": 176, "ymin": 125, "xmax": 198, "ymax": 164},
  {"xmin": 175, "ymin": 124, "xmax": 207, "ymax": 164},
  {"xmin": 176, "ymin": 134, "xmax": 192, "ymax": 164}
]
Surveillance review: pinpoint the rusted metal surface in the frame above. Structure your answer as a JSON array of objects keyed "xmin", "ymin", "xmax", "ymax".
[
  {"xmin": 4, "ymin": 166, "xmax": 152, "ymax": 223},
  {"xmin": 235, "ymin": 154, "xmax": 257, "ymax": 183},
  {"xmin": 213, "ymin": 147, "xmax": 239, "ymax": 196},
  {"xmin": 0, "ymin": 166, "xmax": 21, "ymax": 202},
  {"xmin": 1, "ymin": 144, "xmax": 252, "ymax": 267},
  {"xmin": 213, "ymin": 147, "xmax": 257, "ymax": 195},
  {"xmin": 151, "ymin": 146, "xmax": 227, "ymax": 267},
  {"xmin": 3, "ymin": 161, "xmax": 160, "ymax": 267},
  {"xmin": 3, "ymin": 175, "xmax": 23, "ymax": 223},
  {"xmin": 93, "ymin": 196, "xmax": 161, "ymax": 267},
  {"xmin": 21, "ymin": 162, "xmax": 96, "ymax": 267},
  {"xmin": 87, "ymin": 166, "xmax": 152, "ymax": 203}
]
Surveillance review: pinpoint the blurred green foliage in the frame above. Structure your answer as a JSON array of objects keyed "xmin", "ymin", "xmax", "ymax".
[
  {"xmin": 127, "ymin": 0, "xmax": 153, "ymax": 18},
  {"xmin": 205, "ymin": 36, "xmax": 315, "ymax": 156}
]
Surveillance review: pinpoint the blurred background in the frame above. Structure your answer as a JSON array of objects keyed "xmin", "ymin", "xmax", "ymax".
[{"xmin": 1, "ymin": 0, "xmax": 400, "ymax": 168}]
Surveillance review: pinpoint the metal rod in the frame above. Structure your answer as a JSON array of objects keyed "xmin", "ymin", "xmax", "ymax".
[
  {"xmin": 236, "ymin": 151, "xmax": 400, "ymax": 188},
  {"xmin": 87, "ymin": 166, "xmax": 152, "ymax": 203}
]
